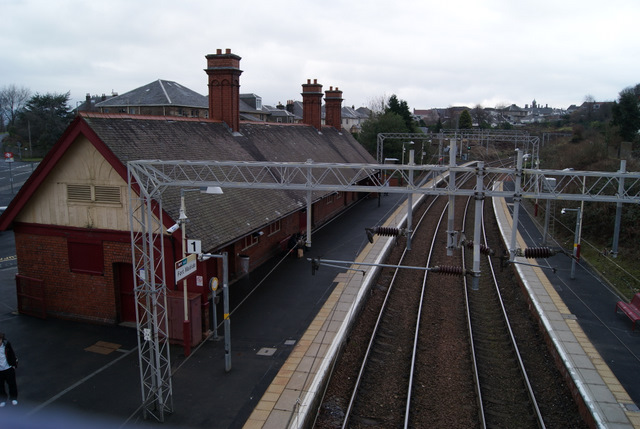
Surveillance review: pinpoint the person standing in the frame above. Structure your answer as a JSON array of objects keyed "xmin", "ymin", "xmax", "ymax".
[{"xmin": 0, "ymin": 332, "xmax": 18, "ymax": 407}]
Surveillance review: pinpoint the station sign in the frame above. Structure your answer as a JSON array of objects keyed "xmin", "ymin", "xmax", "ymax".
[
  {"xmin": 187, "ymin": 239, "xmax": 201, "ymax": 254},
  {"xmin": 175, "ymin": 253, "xmax": 197, "ymax": 282},
  {"xmin": 209, "ymin": 277, "xmax": 219, "ymax": 292}
]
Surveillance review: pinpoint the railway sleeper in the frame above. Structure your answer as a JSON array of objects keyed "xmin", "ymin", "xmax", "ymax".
[
  {"xmin": 474, "ymin": 343, "xmax": 515, "ymax": 355},
  {"xmin": 480, "ymin": 381, "xmax": 529, "ymax": 395}
]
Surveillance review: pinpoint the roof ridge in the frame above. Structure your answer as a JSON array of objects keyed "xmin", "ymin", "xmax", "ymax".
[
  {"xmin": 79, "ymin": 112, "xmax": 221, "ymax": 123},
  {"xmin": 158, "ymin": 79, "xmax": 172, "ymax": 104}
]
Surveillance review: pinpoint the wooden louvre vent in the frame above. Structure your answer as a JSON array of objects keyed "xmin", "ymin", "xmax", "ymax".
[
  {"xmin": 94, "ymin": 185, "xmax": 121, "ymax": 204},
  {"xmin": 67, "ymin": 184, "xmax": 121, "ymax": 204}
]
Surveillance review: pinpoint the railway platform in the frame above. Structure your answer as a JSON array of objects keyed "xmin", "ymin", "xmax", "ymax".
[
  {"xmin": 493, "ymin": 187, "xmax": 640, "ymax": 428},
  {"xmin": 246, "ymin": 186, "xmax": 640, "ymax": 428}
]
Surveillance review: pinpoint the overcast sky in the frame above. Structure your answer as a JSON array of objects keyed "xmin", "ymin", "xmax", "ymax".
[{"xmin": 2, "ymin": 0, "xmax": 639, "ymax": 112}]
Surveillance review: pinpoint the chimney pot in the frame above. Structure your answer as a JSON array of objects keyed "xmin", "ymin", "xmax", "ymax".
[
  {"xmin": 324, "ymin": 86, "xmax": 344, "ymax": 130},
  {"xmin": 225, "ymin": 48, "xmax": 231, "ymax": 54},
  {"xmin": 205, "ymin": 50, "xmax": 243, "ymax": 132},
  {"xmin": 301, "ymin": 79, "xmax": 323, "ymax": 130}
]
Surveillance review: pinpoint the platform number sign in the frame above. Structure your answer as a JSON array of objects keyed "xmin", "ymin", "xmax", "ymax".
[{"xmin": 187, "ymin": 239, "xmax": 201, "ymax": 254}]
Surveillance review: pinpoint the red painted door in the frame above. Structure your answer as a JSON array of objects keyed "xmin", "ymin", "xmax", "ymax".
[
  {"xmin": 116, "ymin": 263, "xmax": 136, "ymax": 323},
  {"xmin": 299, "ymin": 209, "xmax": 308, "ymax": 232}
]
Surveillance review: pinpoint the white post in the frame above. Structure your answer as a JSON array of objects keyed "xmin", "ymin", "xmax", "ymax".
[
  {"xmin": 179, "ymin": 192, "xmax": 191, "ymax": 356},
  {"xmin": 447, "ymin": 139, "xmax": 457, "ymax": 256},
  {"xmin": 509, "ymin": 150, "xmax": 524, "ymax": 258},
  {"xmin": 222, "ymin": 252, "xmax": 231, "ymax": 372},
  {"xmin": 612, "ymin": 160, "xmax": 626, "ymax": 257},
  {"xmin": 571, "ymin": 207, "xmax": 582, "ymax": 280},
  {"xmin": 407, "ymin": 150, "xmax": 414, "ymax": 250},
  {"xmin": 472, "ymin": 162, "xmax": 484, "ymax": 290},
  {"xmin": 306, "ymin": 160, "xmax": 313, "ymax": 248}
]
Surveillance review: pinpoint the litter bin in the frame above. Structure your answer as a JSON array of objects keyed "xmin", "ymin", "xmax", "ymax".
[{"xmin": 238, "ymin": 254, "xmax": 250, "ymax": 275}]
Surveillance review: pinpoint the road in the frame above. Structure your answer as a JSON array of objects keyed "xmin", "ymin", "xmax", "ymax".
[
  {"xmin": 0, "ymin": 160, "xmax": 37, "ymax": 270},
  {"xmin": 0, "ymin": 160, "xmax": 38, "ymax": 209}
]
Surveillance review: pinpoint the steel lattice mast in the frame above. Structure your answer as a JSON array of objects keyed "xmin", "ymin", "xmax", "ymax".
[{"xmin": 128, "ymin": 169, "xmax": 173, "ymax": 422}]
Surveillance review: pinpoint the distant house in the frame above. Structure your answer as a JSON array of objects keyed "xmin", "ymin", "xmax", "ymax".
[
  {"xmin": 239, "ymin": 93, "xmax": 269, "ymax": 121},
  {"xmin": 413, "ymin": 108, "xmax": 440, "ymax": 126},
  {"xmin": 341, "ymin": 105, "xmax": 370, "ymax": 133},
  {"xmin": 76, "ymin": 93, "xmax": 118, "ymax": 114},
  {"xmin": 501, "ymin": 104, "xmax": 528, "ymax": 123},
  {"xmin": 0, "ymin": 49, "xmax": 375, "ymax": 344},
  {"xmin": 96, "ymin": 79, "xmax": 209, "ymax": 119},
  {"xmin": 262, "ymin": 103, "xmax": 298, "ymax": 123}
]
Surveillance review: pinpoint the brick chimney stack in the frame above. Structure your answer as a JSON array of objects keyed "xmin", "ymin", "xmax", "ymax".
[
  {"xmin": 324, "ymin": 86, "xmax": 343, "ymax": 130},
  {"xmin": 301, "ymin": 79, "xmax": 323, "ymax": 130},
  {"xmin": 205, "ymin": 49, "xmax": 243, "ymax": 133}
]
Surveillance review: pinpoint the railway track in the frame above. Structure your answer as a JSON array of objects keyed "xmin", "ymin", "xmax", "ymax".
[
  {"xmin": 313, "ymin": 160, "xmax": 588, "ymax": 428},
  {"xmin": 461, "ymin": 192, "xmax": 544, "ymax": 428}
]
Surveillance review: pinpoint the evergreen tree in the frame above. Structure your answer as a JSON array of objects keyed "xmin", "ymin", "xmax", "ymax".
[
  {"xmin": 386, "ymin": 94, "xmax": 418, "ymax": 132},
  {"xmin": 612, "ymin": 84, "xmax": 640, "ymax": 142},
  {"xmin": 358, "ymin": 94, "xmax": 426, "ymax": 161},
  {"xmin": 15, "ymin": 91, "xmax": 74, "ymax": 155},
  {"xmin": 358, "ymin": 111, "xmax": 408, "ymax": 159},
  {"xmin": 433, "ymin": 118, "xmax": 443, "ymax": 133},
  {"xmin": 459, "ymin": 109, "xmax": 473, "ymax": 129}
]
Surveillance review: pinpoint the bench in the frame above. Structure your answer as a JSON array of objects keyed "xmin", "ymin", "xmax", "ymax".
[{"xmin": 615, "ymin": 293, "xmax": 640, "ymax": 331}]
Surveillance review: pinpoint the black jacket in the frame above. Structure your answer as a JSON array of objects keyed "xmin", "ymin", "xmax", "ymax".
[{"xmin": 1, "ymin": 339, "xmax": 17, "ymax": 368}]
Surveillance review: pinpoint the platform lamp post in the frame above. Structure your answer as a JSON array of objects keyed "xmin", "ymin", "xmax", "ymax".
[
  {"xmin": 199, "ymin": 251, "xmax": 231, "ymax": 372},
  {"xmin": 561, "ymin": 207, "xmax": 582, "ymax": 280},
  {"xmin": 402, "ymin": 141, "xmax": 414, "ymax": 165},
  {"xmin": 179, "ymin": 186, "xmax": 223, "ymax": 357}
]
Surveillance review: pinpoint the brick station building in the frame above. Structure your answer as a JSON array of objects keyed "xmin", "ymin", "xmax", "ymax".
[{"xmin": 0, "ymin": 49, "xmax": 376, "ymax": 345}]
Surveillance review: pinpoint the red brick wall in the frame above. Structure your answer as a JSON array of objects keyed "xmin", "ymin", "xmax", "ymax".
[
  {"xmin": 312, "ymin": 192, "xmax": 347, "ymax": 228},
  {"xmin": 11, "ymin": 190, "xmax": 364, "ymax": 325},
  {"xmin": 205, "ymin": 49, "xmax": 243, "ymax": 132},
  {"xmin": 14, "ymin": 227, "xmax": 131, "ymax": 324},
  {"xmin": 324, "ymin": 87, "xmax": 343, "ymax": 130},
  {"xmin": 302, "ymin": 79, "xmax": 323, "ymax": 130}
]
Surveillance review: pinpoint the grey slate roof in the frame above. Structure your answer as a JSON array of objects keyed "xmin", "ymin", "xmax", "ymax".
[
  {"xmin": 82, "ymin": 114, "xmax": 376, "ymax": 252},
  {"xmin": 95, "ymin": 79, "xmax": 208, "ymax": 108}
]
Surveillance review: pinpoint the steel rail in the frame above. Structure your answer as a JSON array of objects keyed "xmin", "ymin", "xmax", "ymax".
[
  {"xmin": 463, "ymin": 183, "xmax": 546, "ymax": 428},
  {"xmin": 403, "ymin": 192, "xmax": 449, "ymax": 428},
  {"xmin": 340, "ymin": 195, "xmax": 445, "ymax": 428},
  {"xmin": 460, "ymin": 195, "xmax": 487, "ymax": 428}
]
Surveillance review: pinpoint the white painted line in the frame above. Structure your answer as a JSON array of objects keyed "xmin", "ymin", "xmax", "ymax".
[{"xmin": 26, "ymin": 346, "xmax": 138, "ymax": 417}]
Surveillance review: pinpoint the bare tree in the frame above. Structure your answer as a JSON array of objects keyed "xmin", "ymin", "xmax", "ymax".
[
  {"xmin": 366, "ymin": 94, "xmax": 388, "ymax": 115},
  {"xmin": 0, "ymin": 84, "xmax": 31, "ymax": 129},
  {"xmin": 472, "ymin": 104, "xmax": 490, "ymax": 128}
]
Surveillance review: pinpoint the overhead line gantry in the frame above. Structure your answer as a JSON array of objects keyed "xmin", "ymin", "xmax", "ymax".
[{"xmin": 127, "ymin": 141, "xmax": 637, "ymax": 423}]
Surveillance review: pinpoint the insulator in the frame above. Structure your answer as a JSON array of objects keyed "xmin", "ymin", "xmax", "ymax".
[
  {"xmin": 366, "ymin": 227, "xmax": 404, "ymax": 243},
  {"xmin": 375, "ymin": 227, "xmax": 403, "ymax": 237},
  {"xmin": 523, "ymin": 247, "xmax": 554, "ymax": 259},
  {"xmin": 463, "ymin": 240, "xmax": 495, "ymax": 256},
  {"xmin": 432, "ymin": 265, "xmax": 466, "ymax": 276}
]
